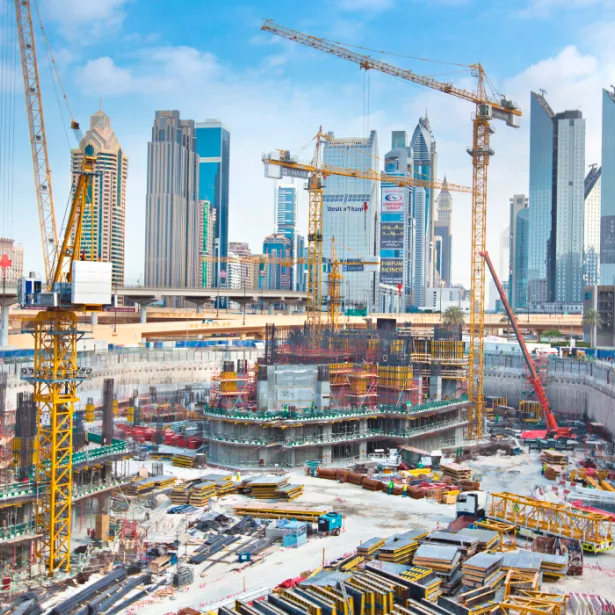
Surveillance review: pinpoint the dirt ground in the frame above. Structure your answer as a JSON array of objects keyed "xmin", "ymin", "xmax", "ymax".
[{"xmin": 58, "ymin": 449, "xmax": 615, "ymax": 615}]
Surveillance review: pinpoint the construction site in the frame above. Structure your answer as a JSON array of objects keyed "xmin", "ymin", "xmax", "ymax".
[{"xmin": 0, "ymin": 6, "xmax": 613, "ymax": 615}]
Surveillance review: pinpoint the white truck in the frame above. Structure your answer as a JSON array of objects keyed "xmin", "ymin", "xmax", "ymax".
[{"xmin": 455, "ymin": 491, "xmax": 487, "ymax": 518}]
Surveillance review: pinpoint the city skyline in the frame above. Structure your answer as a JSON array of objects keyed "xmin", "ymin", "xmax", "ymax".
[{"xmin": 4, "ymin": 1, "xmax": 615, "ymax": 291}]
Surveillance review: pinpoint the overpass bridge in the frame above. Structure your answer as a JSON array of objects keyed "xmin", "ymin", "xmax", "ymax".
[{"xmin": 0, "ymin": 284, "xmax": 584, "ymax": 348}]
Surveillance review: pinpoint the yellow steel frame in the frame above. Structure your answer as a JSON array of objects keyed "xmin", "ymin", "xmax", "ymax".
[
  {"xmin": 33, "ymin": 310, "xmax": 79, "ymax": 575},
  {"xmin": 307, "ymin": 176, "xmax": 324, "ymax": 333},
  {"xmin": 467, "ymin": 110, "xmax": 491, "ymax": 441},
  {"xmin": 489, "ymin": 491, "xmax": 613, "ymax": 551}
]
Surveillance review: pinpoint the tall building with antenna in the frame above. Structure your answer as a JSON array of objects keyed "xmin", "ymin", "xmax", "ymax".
[{"xmin": 434, "ymin": 176, "xmax": 452, "ymax": 286}]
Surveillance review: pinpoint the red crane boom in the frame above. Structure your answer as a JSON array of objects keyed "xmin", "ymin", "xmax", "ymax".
[{"xmin": 480, "ymin": 251, "xmax": 571, "ymax": 439}]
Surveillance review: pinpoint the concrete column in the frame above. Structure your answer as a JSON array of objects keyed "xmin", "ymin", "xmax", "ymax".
[
  {"xmin": 90, "ymin": 312, "xmax": 98, "ymax": 326},
  {"xmin": 359, "ymin": 418, "xmax": 368, "ymax": 435},
  {"xmin": 322, "ymin": 423, "xmax": 332, "ymax": 442},
  {"xmin": 286, "ymin": 304, "xmax": 293, "ymax": 316},
  {"xmin": 359, "ymin": 441, "xmax": 368, "ymax": 459},
  {"xmin": 140, "ymin": 307, "xmax": 147, "ymax": 324},
  {"xmin": 321, "ymin": 445, "xmax": 333, "ymax": 465},
  {"xmin": 268, "ymin": 303, "xmax": 274, "ymax": 315},
  {"xmin": 0, "ymin": 304, "xmax": 8, "ymax": 347}
]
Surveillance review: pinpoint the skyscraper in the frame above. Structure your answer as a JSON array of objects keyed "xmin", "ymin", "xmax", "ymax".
[
  {"xmin": 199, "ymin": 200, "xmax": 216, "ymax": 287},
  {"xmin": 71, "ymin": 110, "xmax": 127, "ymax": 286},
  {"xmin": 195, "ymin": 119, "xmax": 230, "ymax": 287},
  {"xmin": 434, "ymin": 177, "xmax": 452, "ymax": 286},
  {"xmin": 528, "ymin": 92, "xmax": 585, "ymax": 306},
  {"xmin": 323, "ymin": 130, "xmax": 379, "ymax": 313},
  {"xmin": 509, "ymin": 194, "xmax": 529, "ymax": 309},
  {"xmin": 144, "ymin": 111, "xmax": 200, "ymax": 295},
  {"xmin": 411, "ymin": 114, "xmax": 437, "ymax": 305},
  {"xmin": 584, "ymin": 165, "xmax": 601, "ymax": 287},
  {"xmin": 600, "ymin": 88, "xmax": 615, "ymax": 283},
  {"xmin": 381, "ymin": 131, "xmax": 412, "ymax": 309},
  {"xmin": 528, "ymin": 92, "xmax": 554, "ymax": 305},
  {"xmin": 275, "ymin": 183, "xmax": 298, "ymax": 288},
  {"xmin": 263, "ymin": 233, "xmax": 292, "ymax": 290}
]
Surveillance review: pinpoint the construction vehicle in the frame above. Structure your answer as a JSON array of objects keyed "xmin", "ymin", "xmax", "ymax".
[
  {"xmin": 262, "ymin": 128, "xmax": 471, "ymax": 334},
  {"xmin": 481, "ymin": 250, "xmax": 573, "ymax": 441},
  {"xmin": 456, "ymin": 491, "xmax": 487, "ymax": 518},
  {"xmin": 15, "ymin": 0, "xmax": 112, "ymax": 574},
  {"xmin": 317, "ymin": 512, "xmax": 343, "ymax": 536},
  {"xmin": 262, "ymin": 21, "xmax": 522, "ymax": 441}
]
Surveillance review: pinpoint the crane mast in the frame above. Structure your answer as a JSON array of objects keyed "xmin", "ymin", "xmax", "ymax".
[
  {"xmin": 261, "ymin": 21, "xmax": 521, "ymax": 440},
  {"xmin": 15, "ymin": 0, "xmax": 58, "ymax": 282}
]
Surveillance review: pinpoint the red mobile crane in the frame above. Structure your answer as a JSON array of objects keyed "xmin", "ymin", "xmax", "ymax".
[{"xmin": 481, "ymin": 251, "xmax": 572, "ymax": 440}]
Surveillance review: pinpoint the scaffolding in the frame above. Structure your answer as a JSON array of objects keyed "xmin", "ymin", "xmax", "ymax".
[{"xmin": 210, "ymin": 360, "xmax": 256, "ymax": 410}]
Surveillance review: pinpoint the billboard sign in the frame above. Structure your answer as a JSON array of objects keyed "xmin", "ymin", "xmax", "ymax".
[
  {"xmin": 380, "ymin": 258, "xmax": 403, "ymax": 285},
  {"xmin": 382, "ymin": 187, "xmax": 406, "ymax": 213},
  {"xmin": 380, "ymin": 222, "xmax": 404, "ymax": 250},
  {"xmin": 343, "ymin": 264, "xmax": 364, "ymax": 272}
]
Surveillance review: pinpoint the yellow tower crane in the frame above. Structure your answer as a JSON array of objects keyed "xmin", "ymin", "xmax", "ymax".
[
  {"xmin": 261, "ymin": 21, "xmax": 522, "ymax": 440},
  {"xmin": 15, "ymin": 0, "xmax": 112, "ymax": 575},
  {"xmin": 327, "ymin": 238, "xmax": 343, "ymax": 330},
  {"xmin": 262, "ymin": 128, "xmax": 471, "ymax": 335}
]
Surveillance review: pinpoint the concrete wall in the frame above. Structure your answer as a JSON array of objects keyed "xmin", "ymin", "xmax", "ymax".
[{"xmin": 485, "ymin": 362, "xmax": 615, "ymax": 436}]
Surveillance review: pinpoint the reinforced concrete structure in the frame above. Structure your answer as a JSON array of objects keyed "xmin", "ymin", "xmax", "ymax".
[{"xmin": 200, "ymin": 323, "xmax": 469, "ymax": 467}]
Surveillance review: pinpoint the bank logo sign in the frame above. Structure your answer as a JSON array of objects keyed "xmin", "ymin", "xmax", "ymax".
[{"xmin": 382, "ymin": 187, "xmax": 406, "ymax": 212}]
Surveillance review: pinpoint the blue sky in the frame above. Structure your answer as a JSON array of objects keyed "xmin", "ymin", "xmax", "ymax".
[{"xmin": 2, "ymin": 0, "xmax": 615, "ymax": 286}]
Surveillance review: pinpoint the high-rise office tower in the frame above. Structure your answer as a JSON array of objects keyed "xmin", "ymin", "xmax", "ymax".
[
  {"xmin": 71, "ymin": 110, "xmax": 127, "ymax": 286},
  {"xmin": 323, "ymin": 130, "xmax": 379, "ymax": 313},
  {"xmin": 508, "ymin": 194, "xmax": 529, "ymax": 309},
  {"xmin": 195, "ymin": 119, "xmax": 230, "ymax": 287},
  {"xmin": 381, "ymin": 131, "xmax": 412, "ymax": 310},
  {"xmin": 528, "ymin": 92, "xmax": 585, "ymax": 306},
  {"xmin": 263, "ymin": 233, "xmax": 292, "ymax": 290},
  {"xmin": 584, "ymin": 165, "xmax": 601, "ymax": 287},
  {"xmin": 600, "ymin": 88, "xmax": 615, "ymax": 283},
  {"xmin": 434, "ymin": 176, "xmax": 452, "ymax": 286},
  {"xmin": 228, "ymin": 241, "xmax": 257, "ymax": 290},
  {"xmin": 295, "ymin": 234, "xmax": 306, "ymax": 292},
  {"xmin": 199, "ymin": 200, "xmax": 216, "ymax": 287},
  {"xmin": 490, "ymin": 226, "xmax": 510, "ymax": 311},
  {"xmin": 411, "ymin": 114, "xmax": 437, "ymax": 305},
  {"xmin": 275, "ymin": 183, "xmax": 298, "ymax": 288},
  {"xmin": 144, "ymin": 111, "xmax": 199, "ymax": 296}
]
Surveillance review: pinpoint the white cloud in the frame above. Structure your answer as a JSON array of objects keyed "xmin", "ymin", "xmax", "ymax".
[{"xmin": 44, "ymin": 0, "xmax": 130, "ymax": 40}]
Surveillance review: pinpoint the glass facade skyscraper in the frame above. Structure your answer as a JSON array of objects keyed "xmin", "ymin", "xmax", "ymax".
[
  {"xmin": 275, "ymin": 184, "xmax": 298, "ymax": 288},
  {"xmin": 195, "ymin": 119, "xmax": 230, "ymax": 288},
  {"xmin": 322, "ymin": 130, "xmax": 379, "ymax": 313},
  {"xmin": 600, "ymin": 88, "xmax": 615, "ymax": 283},
  {"xmin": 584, "ymin": 165, "xmax": 601, "ymax": 288},
  {"xmin": 144, "ymin": 110, "xmax": 200, "ymax": 299},
  {"xmin": 410, "ymin": 115, "xmax": 437, "ymax": 306},
  {"xmin": 528, "ymin": 92, "xmax": 554, "ymax": 305},
  {"xmin": 263, "ymin": 233, "xmax": 292, "ymax": 291},
  {"xmin": 508, "ymin": 194, "xmax": 529, "ymax": 309},
  {"xmin": 528, "ymin": 92, "xmax": 585, "ymax": 306}
]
